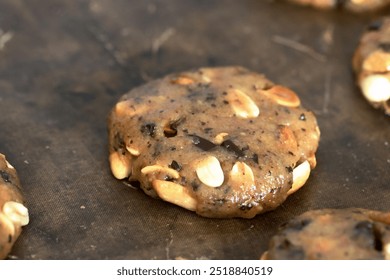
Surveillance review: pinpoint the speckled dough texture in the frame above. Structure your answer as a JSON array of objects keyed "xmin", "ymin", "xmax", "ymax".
[
  {"xmin": 353, "ymin": 18, "xmax": 390, "ymax": 115},
  {"xmin": 108, "ymin": 66, "xmax": 320, "ymax": 218},
  {"xmin": 262, "ymin": 208, "xmax": 390, "ymax": 260},
  {"xmin": 0, "ymin": 154, "xmax": 29, "ymax": 259},
  {"xmin": 286, "ymin": 0, "xmax": 390, "ymax": 12}
]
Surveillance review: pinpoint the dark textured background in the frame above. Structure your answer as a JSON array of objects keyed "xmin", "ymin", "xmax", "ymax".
[{"xmin": 0, "ymin": 0, "xmax": 389, "ymax": 259}]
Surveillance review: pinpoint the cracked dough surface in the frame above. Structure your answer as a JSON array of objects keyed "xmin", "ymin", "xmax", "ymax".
[
  {"xmin": 108, "ymin": 66, "xmax": 320, "ymax": 218},
  {"xmin": 262, "ymin": 208, "xmax": 390, "ymax": 260}
]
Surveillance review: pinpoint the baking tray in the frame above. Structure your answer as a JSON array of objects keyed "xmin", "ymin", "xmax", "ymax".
[{"xmin": 0, "ymin": 0, "xmax": 389, "ymax": 259}]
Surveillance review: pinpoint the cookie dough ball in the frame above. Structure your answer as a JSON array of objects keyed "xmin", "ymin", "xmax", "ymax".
[
  {"xmin": 286, "ymin": 0, "xmax": 390, "ymax": 12},
  {"xmin": 108, "ymin": 66, "xmax": 320, "ymax": 218},
  {"xmin": 262, "ymin": 208, "xmax": 390, "ymax": 260},
  {"xmin": 353, "ymin": 18, "xmax": 390, "ymax": 115},
  {"xmin": 0, "ymin": 154, "xmax": 29, "ymax": 259}
]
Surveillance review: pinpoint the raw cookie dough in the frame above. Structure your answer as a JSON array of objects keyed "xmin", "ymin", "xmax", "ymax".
[
  {"xmin": 262, "ymin": 208, "xmax": 390, "ymax": 260},
  {"xmin": 353, "ymin": 17, "xmax": 390, "ymax": 115},
  {"xmin": 286, "ymin": 0, "xmax": 390, "ymax": 12},
  {"xmin": 108, "ymin": 66, "xmax": 320, "ymax": 218},
  {"xmin": 0, "ymin": 153, "xmax": 29, "ymax": 259}
]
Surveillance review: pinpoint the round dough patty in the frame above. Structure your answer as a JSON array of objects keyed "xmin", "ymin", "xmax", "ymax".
[
  {"xmin": 353, "ymin": 18, "xmax": 390, "ymax": 116},
  {"xmin": 108, "ymin": 66, "xmax": 320, "ymax": 218},
  {"xmin": 262, "ymin": 208, "xmax": 390, "ymax": 260},
  {"xmin": 0, "ymin": 153, "xmax": 29, "ymax": 259},
  {"xmin": 286, "ymin": 0, "xmax": 390, "ymax": 12}
]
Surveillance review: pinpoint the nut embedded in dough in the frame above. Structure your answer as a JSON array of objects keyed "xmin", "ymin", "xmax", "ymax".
[
  {"xmin": 109, "ymin": 152, "xmax": 132, "ymax": 179},
  {"xmin": 214, "ymin": 132, "xmax": 229, "ymax": 145},
  {"xmin": 126, "ymin": 146, "xmax": 141, "ymax": 156},
  {"xmin": 0, "ymin": 153, "xmax": 28, "ymax": 259},
  {"xmin": 171, "ymin": 76, "xmax": 195, "ymax": 85},
  {"xmin": 115, "ymin": 101, "xmax": 148, "ymax": 117},
  {"xmin": 141, "ymin": 165, "xmax": 180, "ymax": 179},
  {"xmin": 3, "ymin": 201, "xmax": 29, "ymax": 226},
  {"xmin": 353, "ymin": 17, "xmax": 390, "ymax": 115},
  {"xmin": 152, "ymin": 180, "xmax": 197, "ymax": 211},
  {"xmin": 287, "ymin": 160, "xmax": 311, "ymax": 195},
  {"xmin": 260, "ymin": 85, "xmax": 301, "ymax": 107},
  {"xmin": 195, "ymin": 156, "xmax": 224, "ymax": 187},
  {"xmin": 5, "ymin": 160, "xmax": 14, "ymax": 170},
  {"xmin": 227, "ymin": 89, "xmax": 260, "ymax": 118},
  {"xmin": 360, "ymin": 74, "xmax": 390, "ymax": 103},
  {"xmin": 230, "ymin": 162, "xmax": 255, "ymax": 185}
]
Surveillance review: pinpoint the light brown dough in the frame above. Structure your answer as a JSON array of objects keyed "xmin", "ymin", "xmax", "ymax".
[{"xmin": 108, "ymin": 67, "xmax": 320, "ymax": 218}]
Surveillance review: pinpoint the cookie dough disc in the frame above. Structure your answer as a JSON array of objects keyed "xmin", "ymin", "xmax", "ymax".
[
  {"xmin": 0, "ymin": 154, "xmax": 29, "ymax": 259},
  {"xmin": 108, "ymin": 67, "xmax": 320, "ymax": 218},
  {"xmin": 262, "ymin": 208, "xmax": 390, "ymax": 260},
  {"xmin": 353, "ymin": 18, "xmax": 390, "ymax": 115},
  {"xmin": 286, "ymin": 0, "xmax": 390, "ymax": 12}
]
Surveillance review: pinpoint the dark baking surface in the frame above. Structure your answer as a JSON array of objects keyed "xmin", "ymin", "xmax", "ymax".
[{"xmin": 0, "ymin": 0, "xmax": 389, "ymax": 260}]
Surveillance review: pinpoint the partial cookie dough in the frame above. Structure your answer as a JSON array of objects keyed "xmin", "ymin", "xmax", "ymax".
[
  {"xmin": 262, "ymin": 208, "xmax": 390, "ymax": 260},
  {"xmin": 353, "ymin": 18, "xmax": 390, "ymax": 115},
  {"xmin": 108, "ymin": 66, "xmax": 320, "ymax": 218},
  {"xmin": 286, "ymin": 0, "xmax": 390, "ymax": 12},
  {"xmin": 0, "ymin": 153, "xmax": 29, "ymax": 259}
]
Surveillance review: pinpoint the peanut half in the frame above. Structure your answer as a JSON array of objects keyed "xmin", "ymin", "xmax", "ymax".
[
  {"xmin": 260, "ymin": 85, "xmax": 301, "ymax": 107},
  {"xmin": 214, "ymin": 132, "xmax": 229, "ymax": 145},
  {"xmin": 115, "ymin": 101, "xmax": 148, "ymax": 116},
  {"xmin": 195, "ymin": 156, "xmax": 224, "ymax": 187},
  {"xmin": 3, "ymin": 201, "xmax": 29, "ymax": 226},
  {"xmin": 109, "ymin": 152, "xmax": 132, "ymax": 179},
  {"xmin": 141, "ymin": 165, "xmax": 180, "ymax": 179},
  {"xmin": 229, "ymin": 161, "xmax": 255, "ymax": 185},
  {"xmin": 287, "ymin": 160, "xmax": 311, "ymax": 195},
  {"xmin": 126, "ymin": 146, "xmax": 141, "ymax": 156},
  {"xmin": 152, "ymin": 180, "xmax": 197, "ymax": 211},
  {"xmin": 227, "ymin": 89, "xmax": 260, "ymax": 119},
  {"xmin": 360, "ymin": 74, "xmax": 390, "ymax": 103},
  {"xmin": 171, "ymin": 76, "xmax": 195, "ymax": 85}
]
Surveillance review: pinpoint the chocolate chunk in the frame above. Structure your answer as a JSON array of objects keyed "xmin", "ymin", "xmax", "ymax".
[
  {"xmin": 141, "ymin": 123, "xmax": 157, "ymax": 137},
  {"xmin": 0, "ymin": 170, "xmax": 11, "ymax": 183},
  {"xmin": 252, "ymin": 153, "xmax": 259, "ymax": 164},
  {"xmin": 191, "ymin": 181, "xmax": 200, "ymax": 191},
  {"xmin": 113, "ymin": 133, "xmax": 125, "ymax": 150},
  {"xmin": 169, "ymin": 160, "xmax": 182, "ymax": 171},
  {"xmin": 221, "ymin": 139, "xmax": 245, "ymax": 157},
  {"xmin": 286, "ymin": 166, "xmax": 293, "ymax": 173},
  {"xmin": 189, "ymin": 135, "xmax": 216, "ymax": 151}
]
